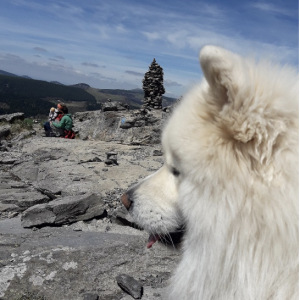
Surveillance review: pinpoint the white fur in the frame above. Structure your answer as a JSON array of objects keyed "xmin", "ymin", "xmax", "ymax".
[{"xmin": 126, "ymin": 45, "xmax": 299, "ymax": 300}]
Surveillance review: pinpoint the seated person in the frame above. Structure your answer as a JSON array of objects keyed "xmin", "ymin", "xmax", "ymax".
[{"xmin": 50, "ymin": 105, "xmax": 73, "ymax": 137}]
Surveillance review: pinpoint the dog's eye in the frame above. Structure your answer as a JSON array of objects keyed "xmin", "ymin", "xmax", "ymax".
[{"xmin": 171, "ymin": 167, "xmax": 180, "ymax": 177}]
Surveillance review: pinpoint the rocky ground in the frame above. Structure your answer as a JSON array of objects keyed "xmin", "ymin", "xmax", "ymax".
[{"xmin": 0, "ymin": 110, "xmax": 180, "ymax": 300}]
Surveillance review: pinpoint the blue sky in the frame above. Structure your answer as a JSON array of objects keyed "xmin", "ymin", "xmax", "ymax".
[{"xmin": 0, "ymin": 0, "xmax": 298, "ymax": 98}]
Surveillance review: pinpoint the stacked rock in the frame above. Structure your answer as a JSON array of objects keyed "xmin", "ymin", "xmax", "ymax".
[{"xmin": 142, "ymin": 59, "xmax": 165, "ymax": 109}]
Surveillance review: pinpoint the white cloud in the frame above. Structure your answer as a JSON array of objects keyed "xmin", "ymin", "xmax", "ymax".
[
  {"xmin": 166, "ymin": 30, "xmax": 190, "ymax": 49},
  {"xmin": 142, "ymin": 31, "xmax": 161, "ymax": 41},
  {"xmin": 251, "ymin": 2, "xmax": 296, "ymax": 17},
  {"xmin": 115, "ymin": 24, "xmax": 127, "ymax": 33}
]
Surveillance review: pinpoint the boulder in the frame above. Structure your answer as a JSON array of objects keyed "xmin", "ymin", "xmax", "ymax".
[
  {"xmin": 116, "ymin": 274, "xmax": 143, "ymax": 299},
  {"xmin": 72, "ymin": 111, "xmax": 94, "ymax": 122},
  {"xmin": 102, "ymin": 101, "xmax": 129, "ymax": 112},
  {"xmin": 0, "ymin": 113, "xmax": 25, "ymax": 123},
  {"xmin": 21, "ymin": 193, "xmax": 106, "ymax": 228}
]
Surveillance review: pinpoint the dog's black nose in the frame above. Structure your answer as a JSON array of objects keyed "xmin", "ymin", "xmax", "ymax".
[{"xmin": 121, "ymin": 193, "xmax": 132, "ymax": 210}]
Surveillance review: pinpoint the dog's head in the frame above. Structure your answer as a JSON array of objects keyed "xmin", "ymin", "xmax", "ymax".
[
  {"xmin": 121, "ymin": 163, "xmax": 182, "ymax": 248},
  {"xmin": 121, "ymin": 45, "xmax": 298, "ymax": 248}
]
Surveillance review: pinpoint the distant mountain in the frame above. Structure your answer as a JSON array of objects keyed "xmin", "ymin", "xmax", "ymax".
[
  {"xmin": 0, "ymin": 70, "xmax": 32, "ymax": 79},
  {"xmin": 70, "ymin": 83, "xmax": 90, "ymax": 90},
  {"xmin": 0, "ymin": 70, "xmax": 19, "ymax": 77}
]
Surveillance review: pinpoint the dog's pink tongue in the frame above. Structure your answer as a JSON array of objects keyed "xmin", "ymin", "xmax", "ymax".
[{"xmin": 147, "ymin": 234, "xmax": 160, "ymax": 249}]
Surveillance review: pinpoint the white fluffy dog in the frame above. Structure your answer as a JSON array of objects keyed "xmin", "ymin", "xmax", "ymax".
[{"xmin": 121, "ymin": 45, "xmax": 299, "ymax": 300}]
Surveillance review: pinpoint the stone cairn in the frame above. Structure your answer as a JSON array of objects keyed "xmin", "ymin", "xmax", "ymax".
[{"xmin": 142, "ymin": 59, "xmax": 165, "ymax": 110}]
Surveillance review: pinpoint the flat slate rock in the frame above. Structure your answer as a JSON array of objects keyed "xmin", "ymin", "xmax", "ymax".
[
  {"xmin": 21, "ymin": 193, "xmax": 105, "ymax": 228},
  {"xmin": 0, "ymin": 191, "xmax": 50, "ymax": 209}
]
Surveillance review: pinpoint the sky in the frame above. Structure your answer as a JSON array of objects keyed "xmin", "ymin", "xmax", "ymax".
[{"xmin": 0, "ymin": 0, "xmax": 298, "ymax": 98}]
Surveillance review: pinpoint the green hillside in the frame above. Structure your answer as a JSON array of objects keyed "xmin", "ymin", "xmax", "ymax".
[{"xmin": 0, "ymin": 75, "xmax": 98, "ymax": 117}]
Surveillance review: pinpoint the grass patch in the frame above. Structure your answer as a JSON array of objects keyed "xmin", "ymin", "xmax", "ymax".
[
  {"xmin": 24, "ymin": 118, "xmax": 34, "ymax": 126},
  {"xmin": 11, "ymin": 119, "xmax": 33, "ymax": 132}
]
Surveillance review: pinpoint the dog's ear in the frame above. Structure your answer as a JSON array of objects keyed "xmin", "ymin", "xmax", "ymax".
[
  {"xmin": 199, "ymin": 45, "xmax": 241, "ymax": 105},
  {"xmin": 199, "ymin": 46, "xmax": 290, "ymax": 164}
]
